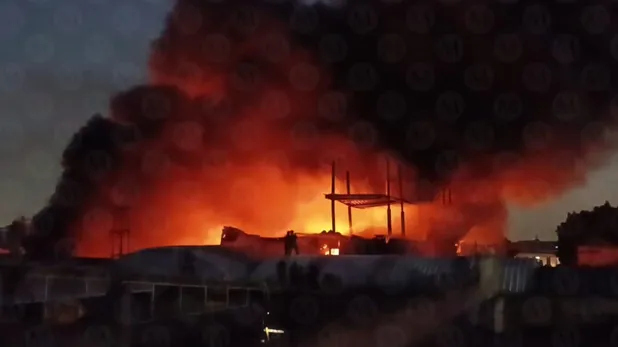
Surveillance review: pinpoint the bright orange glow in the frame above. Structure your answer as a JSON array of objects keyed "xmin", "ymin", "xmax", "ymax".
[
  {"xmin": 319, "ymin": 243, "xmax": 340, "ymax": 256},
  {"xmin": 76, "ymin": 154, "xmax": 438, "ymax": 257},
  {"xmin": 320, "ymin": 244, "xmax": 329, "ymax": 255},
  {"xmin": 70, "ymin": 1, "xmax": 607, "ymax": 259}
]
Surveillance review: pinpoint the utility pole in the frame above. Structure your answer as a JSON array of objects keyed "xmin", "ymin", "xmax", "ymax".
[{"xmin": 111, "ymin": 207, "xmax": 131, "ymax": 259}]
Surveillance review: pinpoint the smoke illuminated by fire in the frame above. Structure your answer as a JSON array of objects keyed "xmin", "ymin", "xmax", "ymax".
[
  {"xmin": 72, "ymin": 1, "xmax": 439, "ymax": 257},
  {"xmin": 77, "ymin": 146, "xmax": 433, "ymax": 256},
  {"xmin": 27, "ymin": 0, "xmax": 618, "ymax": 260}
]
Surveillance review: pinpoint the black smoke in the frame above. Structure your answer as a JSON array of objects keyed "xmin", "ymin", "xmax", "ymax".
[
  {"xmin": 28, "ymin": 115, "xmax": 124, "ymax": 259},
  {"xmin": 27, "ymin": 0, "xmax": 618, "ymax": 259}
]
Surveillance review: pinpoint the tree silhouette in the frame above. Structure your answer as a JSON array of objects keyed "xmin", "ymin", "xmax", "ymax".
[
  {"xmin": 5, "ymin": 216, "xmax": 27, "ymax": 256},
  {"xmin": 556, "ymin": 201, "xmax": 618, "ymax": 265}
]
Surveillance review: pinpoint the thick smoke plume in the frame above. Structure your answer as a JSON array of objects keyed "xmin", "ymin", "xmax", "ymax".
[{"xmin": 28, "ymin": 0, "xmax": 618, "ymax": 258}]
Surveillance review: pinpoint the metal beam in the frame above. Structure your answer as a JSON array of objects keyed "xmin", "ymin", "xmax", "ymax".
[{"xmin": 325, "ymin": 193, "xmax": 395, "ymax": 201}]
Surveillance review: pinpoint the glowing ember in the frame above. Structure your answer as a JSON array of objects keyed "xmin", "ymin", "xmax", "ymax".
[
  {"xmin": 320, "ymin": 244, "xmax": 329, "ymax": 255},
  {"xmin": 319, "ymin": 243, "xmax": 340, "ymax": 256}
]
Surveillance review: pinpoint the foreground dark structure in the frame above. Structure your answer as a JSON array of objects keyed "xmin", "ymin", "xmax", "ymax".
[
  {"xmin": 0, "ymin": 252, "xmax": 268, "ymax": 347},
  {"xmin": 0, "ymin": 248, "xmax": 617, "ymax": 347}
]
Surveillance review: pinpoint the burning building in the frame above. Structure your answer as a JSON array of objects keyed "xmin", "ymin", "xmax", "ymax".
[{"xmin": 23, "ymin": 0, "xmax": 618, "ymax": 260}]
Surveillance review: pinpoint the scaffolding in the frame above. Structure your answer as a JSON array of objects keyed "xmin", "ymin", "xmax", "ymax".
[
  {"xmin": 324, "ymin": 160, "xmax": 453, "ymax": 238},
  {"xmin": 324, "ymin": 160, "xmax": 413, "ymax": 237}
]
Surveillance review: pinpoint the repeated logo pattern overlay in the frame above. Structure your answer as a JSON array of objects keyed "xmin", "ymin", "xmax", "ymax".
[{"xmin": 0, "ymin": 0, "xmax": 617, "ymax": 346}]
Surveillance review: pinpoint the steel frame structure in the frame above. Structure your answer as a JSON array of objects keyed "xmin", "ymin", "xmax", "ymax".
[
  {"xmin": 324, "ymin": 160, "xmax": 412, "ymax": 237},
  {"xmin": 324, "ymin": 160, "xmax": 452, "ymax": 238}
]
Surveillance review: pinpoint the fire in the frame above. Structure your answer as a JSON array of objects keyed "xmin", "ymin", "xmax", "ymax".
[
  {"xmin": 319, "ymin": 244, "xmax": 329, "ymax": 255},
  {"xmin": 76, "ymin": 157, "xmax": 428, "ymax": 257},
  {"xmin": 319, "ymin": 241, "xmax": 340, "ymax": 256},
  {"xmin": 28, "ymin": 1, "xmax": 618, "ymax": 261}
]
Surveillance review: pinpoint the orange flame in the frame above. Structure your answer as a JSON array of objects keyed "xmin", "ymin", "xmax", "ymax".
[{"xmin": 70, "ymin": 1, "xmax": 615, "ymax": 259}]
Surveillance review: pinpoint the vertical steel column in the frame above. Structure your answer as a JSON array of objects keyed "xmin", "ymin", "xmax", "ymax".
[
  {"xmin": 331, "ymin": 161, "xmax": 336, "ymax": 234},
  {"xmin": 386, "ymin": 159, "xmax": 392, "ymax": 237},
  {"xmin": 346, "ymin": 171, "xmax": 353, "ymax": 235},
  {"xmin": 398, "ymin": 165, "xmax": 405, "ymax": 237}
]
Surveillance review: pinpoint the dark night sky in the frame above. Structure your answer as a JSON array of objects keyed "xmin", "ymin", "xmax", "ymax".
[
  {"xmin": 0, "ymin": 0, "xmax": 171, "ymax": 222},
  {"xmin": 1, "ymin": 0, "xmax": 617, "ymax": 241}
]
